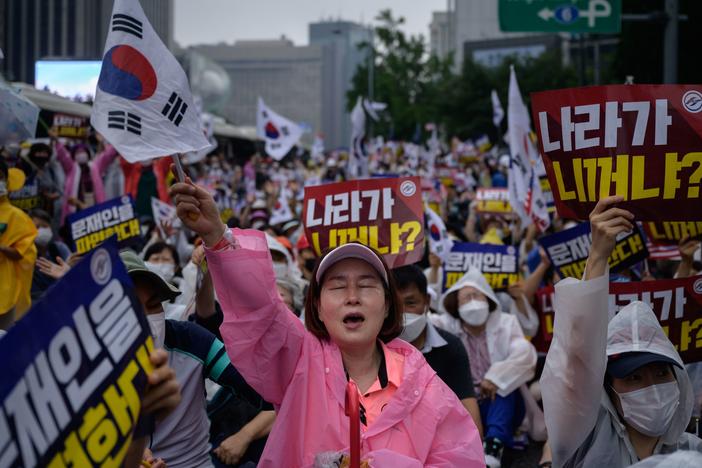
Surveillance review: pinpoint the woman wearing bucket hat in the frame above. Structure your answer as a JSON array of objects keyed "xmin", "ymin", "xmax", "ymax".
[
  {"xmin": 169, "ymin": 177, "xmax": 483, "ymax": 467},
  {"xmin": 541, "ymin": 196, "xmax": 702, "ymax": 467}
]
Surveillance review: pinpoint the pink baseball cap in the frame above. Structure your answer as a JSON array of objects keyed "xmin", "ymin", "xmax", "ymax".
[{"xmin": 315, "ymin": 243, "xmax": 388, "ymax": 285}]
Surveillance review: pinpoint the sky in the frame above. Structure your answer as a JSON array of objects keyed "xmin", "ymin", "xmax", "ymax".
[
  {"xmin": 173, "ymin": 0, "xmax": 447, "ymax": 47},
  {"xmin": 35, "ymin": 61, "xmax": 102, "ymax": 99}
]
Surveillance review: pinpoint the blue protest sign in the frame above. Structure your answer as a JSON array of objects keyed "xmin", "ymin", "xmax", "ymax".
[
  {"xmin": 0, "ymin": 240, "xmax": 153, "ymax": 467},
  {"xmin": 68, "ymin": 196, "xmax": 141, "ymax": 254},
  {"xmin": 538, "ymin": 222, "xmax": 648, "ymax": 278},
  {"xmin": 443, "ymin": 242, "xmax": 519, "ymax": 291}
]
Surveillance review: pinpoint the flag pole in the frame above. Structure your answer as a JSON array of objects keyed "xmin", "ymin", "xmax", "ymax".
[
  {"xmin": 171, "ymin": 153, "xmax": 199, "ymax": 220},
  {"xmin": 172, "ymin": 153, "xmax": 187, "ymax": 182}
]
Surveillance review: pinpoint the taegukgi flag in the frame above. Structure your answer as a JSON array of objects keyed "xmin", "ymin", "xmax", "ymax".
[
  {"xmin": 91, "ymin": 0, "xmax": 210, "ymax": 162},
  {"xmin": 507, "ymin": 66, "xmax": 550, "ymax": 232},
  {"xmin": 256, "ymin": 97, "xmax": 304, "ymax": 160},
  {"xmin": 425, "ymin": 203, "xmax": 454, "ymax": 261}
]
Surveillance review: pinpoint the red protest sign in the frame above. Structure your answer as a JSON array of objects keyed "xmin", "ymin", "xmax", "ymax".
[
  {"xmin": 531, "ymin": 85, "xmax": 702, "ymax": 221},
  {"xmin": 642, "ymin": 221, "xmax": 702, "ymax": 245},
  {"xmin": 534, "ymin": 286, "xmax": 555, "ymax": 352},
  {"xmin": 534, "ymin": 276, "xmax": 702, "ymax": 363},
  {"xmin": 303, "ymin": 177, "xmax": 424, "ymax": 268}
]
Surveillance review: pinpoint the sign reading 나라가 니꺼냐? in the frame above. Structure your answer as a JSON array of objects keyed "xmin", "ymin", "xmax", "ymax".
[
  {"xmin": 0, "ymin": 241, "xmax": 154, "ymax": 467},
  {"xmin": 69, "ymin": 196, "xmax": 140, "ymax": 254},
  {"xmin": 531, "ymin": 85, "xmax": 702, "ymax": 221},
  {"xmin": 538, "ymin": 221, "xmax": 648, "ymax": 278},
  {"xmin": 534, "ymin": 275, "xmax": 702, "ymax": 363},
  {"xmin": 498, "ymin": 0, "xmax": 621, "ymax": 33},
  {"xmin": 443, "ymin": 242, "xmax": 520, "ymax": 292},
  {"xmin": 303, "ymin": 177, "xmax": 425, "ymax": 268}
]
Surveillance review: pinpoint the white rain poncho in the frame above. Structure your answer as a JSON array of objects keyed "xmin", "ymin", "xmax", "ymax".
[
  {"xmin": 431, "ymin": 268, "xmax": 537, "ymax": 396},
  {"xmin": 541, "ymin": 273, "xmax": 702, "ymax": 468},
  {"xmin": 629, "ymin": 450, "xmax": 702, "ymax": 467}
]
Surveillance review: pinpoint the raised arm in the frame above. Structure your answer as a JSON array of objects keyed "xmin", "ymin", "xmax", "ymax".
[
  {"xmin": 541, "ymin": 196, "xmax": 634, "ymax": 466},
  {"xmin": 92, "ymin": 143, "xmax": 119, "ymax": 175},
  {"xmin": 170, "ymin": 176, "xmax": 308, "ymax": 405},
  {"xmin": 53, "ymin": 139, "xmax": 75, "ymax": 175}
]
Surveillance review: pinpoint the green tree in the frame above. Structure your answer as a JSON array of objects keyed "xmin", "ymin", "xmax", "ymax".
[
  {"xmin": 347, "ymin": 10, "xmax": 453, "ymax": 140},
  {"xmin": 440, "ymin": 51, "xmax": 578, "ymax": 141}
]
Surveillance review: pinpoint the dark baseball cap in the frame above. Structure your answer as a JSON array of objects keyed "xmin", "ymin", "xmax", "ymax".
[
  {"xmin": 607, "ymin": 351, "xmax": 682, "ymax": 379},
  {"xmin": 119, "ymin": 250, "xmax": 180, "ymax": 302}
]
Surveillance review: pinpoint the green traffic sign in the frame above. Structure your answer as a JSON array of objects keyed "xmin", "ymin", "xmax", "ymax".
[{"xmin": 499, "ymin": 0, "xmax": 621, "ymax": 33}]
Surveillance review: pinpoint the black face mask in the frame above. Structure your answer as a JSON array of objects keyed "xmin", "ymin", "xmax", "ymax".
[
  {"xmin": 304, "ymin": 258, "xmax": 317, "ymax": 272},
  {"xmin": 30, "ymin": 156, "xmax": 49, "ymax": 168}
]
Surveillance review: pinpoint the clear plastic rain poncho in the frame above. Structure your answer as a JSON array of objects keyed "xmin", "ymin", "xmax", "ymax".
[{"xmin": 542, "ymin": 274, "xmax": 702, "ymax": 468}]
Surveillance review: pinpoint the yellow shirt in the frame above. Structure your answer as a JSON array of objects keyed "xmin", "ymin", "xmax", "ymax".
[{"xmin": 0, "ymin": 197, "xmax": 37, "ymax": 316}]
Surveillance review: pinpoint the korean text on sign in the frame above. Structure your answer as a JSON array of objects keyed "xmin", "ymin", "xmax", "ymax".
[
  {"xmin": 303, "ymin": 177, "xmax": 425, "ymax": 268},
  {"xmin": 538, "ymin": 222, "xmax": 648, "ymax": 278},
  {"xmin": 69, "ymin": 196, "xmax": 140, "ymax": 254},
  {"xmin": 475, "ymin": 188, "xmax": 512, "ymax": 215},
  {"xmin": 531, "ymin": 85, "xmax": 702, "ymax": 221},
  {"xmin": 443, "ymin": 242, "xmax": 519, "ymax": 292},
  {"xmin": 535, "ymin": 276, "xmax": 702, "ymax": 363},
  {"xmin": 0, "ymin": 242, "xmax": 153, "ymax": 467},
  {"xmin": 642, "ymin": 221, "xmax": 702, "ymax": 245}
]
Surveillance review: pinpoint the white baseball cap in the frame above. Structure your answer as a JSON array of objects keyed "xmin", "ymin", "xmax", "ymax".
[{"xmin": 315, "ymin": 243, "xmax": 388, "ymax": 285}]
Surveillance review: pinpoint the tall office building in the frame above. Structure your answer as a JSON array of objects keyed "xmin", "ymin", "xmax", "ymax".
[
  {"xmin": 192, "ymin": 39, "xmax": 324, "ymax": 142},
  {"xmin": 429, "ymin": 11, "xmax": 452, "ymax": 60},
  {"xmin": 0, "ymin": 0, "xmax": 174, "ymax": 84},
  {"xmin": 309, "ymin": 20, "xmax": 372, "ymax": 149},
  {"xmin": 433, "ymin": 0, "xmax": 555, "ymax": 71}
]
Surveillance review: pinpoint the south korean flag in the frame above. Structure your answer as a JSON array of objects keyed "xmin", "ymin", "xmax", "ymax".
[
  {"xmin": 91, "ymin": 0, "xmax": 210, "ymax": 162},
  {"xmin": 256, "ymin": 97, "xmax": 304, "ymax": 161}
]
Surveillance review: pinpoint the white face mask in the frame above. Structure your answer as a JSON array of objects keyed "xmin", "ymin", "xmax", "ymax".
[
  {"xmin": 0, "ymin": 181, "xmax": 7, "ymax": 197},
  {"xmin": 272, "ymin": 262, "xmax": 288, "ymax": 279},
  {"xmin": 145, "ymin": 261, "xmax": 175, "ymax": 282},
  {"xmin": 75, "ymin": 152, "xmax": 89, "ymax": 164},
  {"xmin": 400, "ymin": 312, "xmax": 427, "ymax": 343},
  {"xmin": 147, "ymin": 312, "xmax": 166, "ymax": 349},
  {"xmin": 458, "ymin": 299, "xmax": 490, "ymax": 326},
  {"xmin": 35, "ymin": 227, "xmax": 53, "ymax": 247},
  {"xmin": 615, "ymin": 380, "xmax": 680, "ymax": 437}
]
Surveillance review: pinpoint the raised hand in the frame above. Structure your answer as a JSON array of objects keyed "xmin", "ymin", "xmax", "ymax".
[
  {"xmin": 168, "ymin": 174, "xmax": 225, "ymax": 247},
  {"xmin": 37, "ymin": 256, "xmax": 70, "ymax": 279},
  {"xmin": 585, "ymin": 196, "xmax": 634, "ymax": 280}
]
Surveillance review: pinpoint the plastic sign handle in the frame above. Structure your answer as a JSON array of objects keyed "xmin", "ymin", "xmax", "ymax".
[{"xmin": 345, "ymin": 380, "xmax": 361, "ymax": 468}]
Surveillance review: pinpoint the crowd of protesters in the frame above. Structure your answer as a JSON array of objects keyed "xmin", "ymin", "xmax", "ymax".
[{"xmin": 1, "ymin": 125, "xmax": 701, "ymax": 468}]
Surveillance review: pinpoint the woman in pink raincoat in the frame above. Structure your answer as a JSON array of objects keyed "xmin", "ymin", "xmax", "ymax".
[
  {"xmin": 52, "ymin": 130, "xmax": 119, "ymax": 225},
  {"xmin": 170, "ymin": 179, "xmax": 483, "ymax": 467}
]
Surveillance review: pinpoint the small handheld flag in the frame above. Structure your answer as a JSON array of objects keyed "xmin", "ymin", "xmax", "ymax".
[
  {"xmin": 256, "ymin": 97, "xmax": 304, "ymax": 160},
  {"xmin": 91, "ymin": 0, "xmax": 211, "ymax": 162}
]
